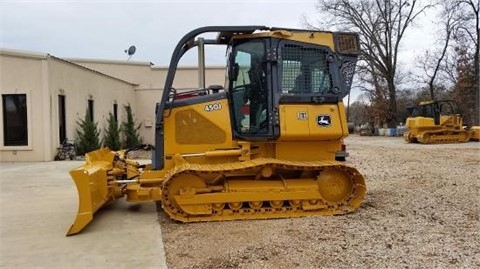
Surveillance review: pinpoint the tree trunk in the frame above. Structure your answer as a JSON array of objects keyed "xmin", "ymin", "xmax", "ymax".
[
  {"xmin": 387, "ymin": 79, "xmax": 397, "ymax": 128},
  {"xmin": 475, "ymin": 9, "xmax": 480, "ymax": 125}
]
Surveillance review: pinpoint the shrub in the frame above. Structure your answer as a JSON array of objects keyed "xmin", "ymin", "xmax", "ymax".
[
  {"xmin": 103, "ymin": 112, "xmax": 122, "ymax": 151},
  {"xmin": 121, "ymin": 104, "xmax": 142, "ymax": 148},
  {"xmin": 75, "ymin": 109, "xmax": 102, "ymax": 156}
]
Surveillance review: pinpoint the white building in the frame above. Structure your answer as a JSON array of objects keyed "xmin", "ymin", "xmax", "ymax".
[{"xmin": 0, "ymin": 48, "xmax": 226, "ymax": 161}]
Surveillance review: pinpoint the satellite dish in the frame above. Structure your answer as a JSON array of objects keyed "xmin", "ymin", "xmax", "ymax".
[{"xmin": 124, "ymin": 45, "xmax": 136, "ymax": 60}]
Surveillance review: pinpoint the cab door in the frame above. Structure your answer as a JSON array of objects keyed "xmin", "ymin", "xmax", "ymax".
[{"xmin": 228, "ymin": 38, "xmax": 276, "ymax": 141}]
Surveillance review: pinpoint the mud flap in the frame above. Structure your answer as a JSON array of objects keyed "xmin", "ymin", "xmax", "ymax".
[{"xmin": 66, "ymin": 148, "xmax": 116, "ymax": 236}]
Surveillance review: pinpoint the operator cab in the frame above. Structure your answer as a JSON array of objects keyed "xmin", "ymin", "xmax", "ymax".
[
  {"xmin": 407, "ymin": 100, "xmax": 460, "ymax": 125},
  {"xmin": 225, "ymin": 31, "xmax": 358, "ymax": 141}
]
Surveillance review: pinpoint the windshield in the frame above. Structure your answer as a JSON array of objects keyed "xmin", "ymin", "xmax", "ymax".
[{"xmin": 280, "ymin": 44, "xmax": 332, "ymax": 94}]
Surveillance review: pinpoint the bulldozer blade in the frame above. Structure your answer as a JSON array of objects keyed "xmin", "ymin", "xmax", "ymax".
[{"xmin": 67, "ymin": 148, "xmax": 116, "ymax": 236}]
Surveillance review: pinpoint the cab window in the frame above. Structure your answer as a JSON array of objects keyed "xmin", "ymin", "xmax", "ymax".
[
  {"xmin": 229, "ymin": 40, "xmax": 268, "ymax": 135},
  {"xmin": 280, "ymin": 44, "xmax": 332, "ymax": 94}
]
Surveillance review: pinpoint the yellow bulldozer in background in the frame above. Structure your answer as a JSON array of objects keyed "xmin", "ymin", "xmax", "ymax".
[
  {"xmin": 67, "ymin": 26, "xmax": 366, "ymax": 236},
  {"xmin": 404, "ymin": 100, "xmax": 479, "ymax": 144}
]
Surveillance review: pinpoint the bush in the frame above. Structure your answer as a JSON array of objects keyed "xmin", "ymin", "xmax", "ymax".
[
  {"xmin": 121, "ymin": 104, "xmax": 142, "ymax": 148},
  {"xmin": 75, "ymin": 109, "xmax": 102, "ymax": 156},
  {"xmin": 103, "ymin": 112, "xmax": 122, "ymax": 151}
]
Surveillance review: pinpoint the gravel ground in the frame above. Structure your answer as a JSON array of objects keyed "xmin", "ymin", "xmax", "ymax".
[{"xmin": 158, "ymin": 135, "xmax": 480, "ymax": 269}]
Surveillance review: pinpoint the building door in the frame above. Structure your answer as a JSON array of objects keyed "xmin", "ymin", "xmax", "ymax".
[
  {"xmin": 88, "ymin": 99, "xmax": 94, "ymax": 122},
  {"xmin": 58, "ymin": 95, "xmax": 66, "ymax": 143},
  {"xmin": 113, "ymin": 102, "xmax": 118, "ymax": 122}
]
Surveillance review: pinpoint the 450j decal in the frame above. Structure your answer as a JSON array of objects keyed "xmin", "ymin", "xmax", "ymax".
[{"xmin": 204, "ymin": 103, "xmax": 222, "ymax": 112}]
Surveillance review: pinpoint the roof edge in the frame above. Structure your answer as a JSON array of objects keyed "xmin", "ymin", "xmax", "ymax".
[
  {"xmin": 48, "ymin": 55, "xmax": 138, "ymax": 86},
  {"xmin": 0, "ymin": 48, "xmax": 48, "ymax": 60},
  {"xmin": 67, "ymin": 57, "xmax": 154, "ymax": 66}
]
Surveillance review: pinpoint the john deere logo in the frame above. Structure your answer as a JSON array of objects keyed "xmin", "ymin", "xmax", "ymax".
[{"xmin": 317, "ymin": 115, "xmax": 332, "ymax": 127}]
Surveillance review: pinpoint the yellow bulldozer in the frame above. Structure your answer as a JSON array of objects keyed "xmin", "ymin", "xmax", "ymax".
[
  {"xmin": 403, "ymin": 100, "xmax": 476, "ymax": 144},
  {"xmin": 67, "ymin": 26, "xmax": 366, "ymax": 236}
]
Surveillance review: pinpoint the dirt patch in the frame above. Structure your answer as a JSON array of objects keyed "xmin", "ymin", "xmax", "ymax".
[{"xmin": 159, "ymin": 136, "xmax": 480, "ymax": 268}]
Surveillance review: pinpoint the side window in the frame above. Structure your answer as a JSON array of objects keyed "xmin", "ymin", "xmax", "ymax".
[
  {"xmin": 232, "ymin": 51, "xmax": 252, "ymax": 89},
  {"xmin": 2, "ymin": 94, "xmax": 28, "ymax": 146},
  {"xmin": 280, "ymin": 44, "xmax": 332, "ymax": 94},
  {"xmin": 281, "ymin": 60, "xmax": 301, "ymax": 93},
  {"xmin": 424, "ymin": 105, "xmax": 433, "ymax": 118}
]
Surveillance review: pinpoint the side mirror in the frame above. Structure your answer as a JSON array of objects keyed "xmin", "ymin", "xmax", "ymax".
[{"xmin": 229, "ymin": 63, "xmax": 239, "ymax": 82}]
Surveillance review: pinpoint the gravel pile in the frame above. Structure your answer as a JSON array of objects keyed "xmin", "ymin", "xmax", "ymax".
[{"xmin": 158, "ymin": 136, "xmax": 480, "ymax": 269}]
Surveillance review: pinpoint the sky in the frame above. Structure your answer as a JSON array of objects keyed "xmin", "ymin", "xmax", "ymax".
[
  {"xmin": 0, "ymin": 0, "xmax": 438, "ymax": 102},
  {"xmin": 1, "ymin": 0, "xmax": 322, "ymax": 64}
]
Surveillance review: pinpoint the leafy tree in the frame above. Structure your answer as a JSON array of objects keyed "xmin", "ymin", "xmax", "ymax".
[
  {"xmin": 450, "ymin": 48, "xmax": 477, "ymax": 126},
  {"xmin": 103, "ymin": 112, "xmax": 122, "ymax": 151},
  {"xmin": 75, "ymin": 109, "xmax": 102, "ymax": 156},
  {"xmin": 121, "ymin": 104, "xmax": 142, "ymax": 148}
]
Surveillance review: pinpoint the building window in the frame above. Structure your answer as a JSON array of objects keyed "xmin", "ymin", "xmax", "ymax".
[
  {"xmin": 113, "ymin": 103, "xmax": 118, "ymax": 122},
  {"xmin": 88, "ymin": 99, "xmax": 94, "ymax": 122},
  {"xmin": 58, "ymin": 95, "xmax": 66, "ymax": 143},
  {"xmin": 2, "ymin": 94, "xmax": 28, "ymax": 146}
]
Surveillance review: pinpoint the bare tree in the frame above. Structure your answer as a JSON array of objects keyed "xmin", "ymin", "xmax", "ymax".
[
  {"xmin": 456, "ymin": 0, "xmax": 479, "ymax": 82},
  {"xmin": 440, "ymin": 0, "xmax": 480, "ymax": 125},
  {"xmin": 305, "ymin": 0, "xmax": 433, "ymax": 127},
  {"xmin": 347, "ymin": 100, "xmax": 368, "ymax": 125},
  {"xmin": 455, "ymin": 0, "xmax": 479, "ymax": 125},
  {"xmin": 437, "ymin": 0, "xmax": 479, "ymax": 88},
  {"xmin": 416, "ymin": 2, "xmax": 461, "ymax": 99}
]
